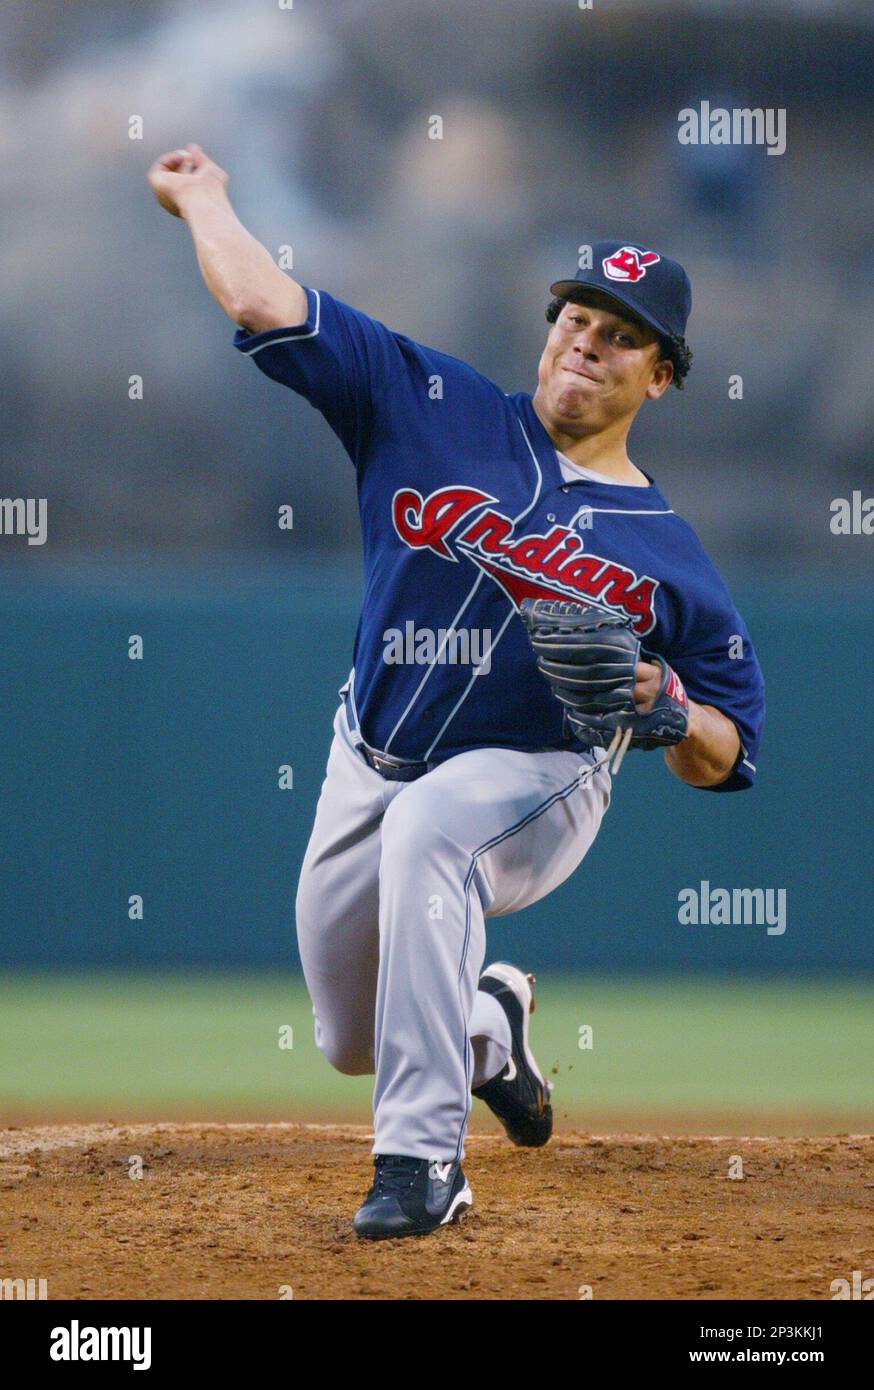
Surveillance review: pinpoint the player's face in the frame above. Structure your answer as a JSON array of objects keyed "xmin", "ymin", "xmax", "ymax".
[{"xmin": 535, "ymin": 295, "xmax": 674, "ymax": 433}]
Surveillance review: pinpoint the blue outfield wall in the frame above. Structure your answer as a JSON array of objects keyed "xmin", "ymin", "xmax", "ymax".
[{"xmin": 1, "ymin": 558, "xmax": 871, "ymax": 973}]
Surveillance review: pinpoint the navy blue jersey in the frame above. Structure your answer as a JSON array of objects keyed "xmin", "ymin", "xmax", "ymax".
[{"xmin": 234, "ymin": 288, "xmax": 765, "ymax": 791}]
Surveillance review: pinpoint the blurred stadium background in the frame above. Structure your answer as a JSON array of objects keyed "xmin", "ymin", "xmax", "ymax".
[{"xmin": 1, "ymin": 0, "xmax": 872, "ymax": 1131}]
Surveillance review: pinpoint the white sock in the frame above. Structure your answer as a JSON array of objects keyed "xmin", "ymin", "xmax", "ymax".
[{"xmin": 470, "ymin": 989, "xmax": 512, "ymax": 1088}]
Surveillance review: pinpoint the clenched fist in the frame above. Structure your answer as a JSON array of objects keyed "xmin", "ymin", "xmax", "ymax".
[{"xmin": 147, "ymin": 143, "xmax": 228, "ymax": 219}]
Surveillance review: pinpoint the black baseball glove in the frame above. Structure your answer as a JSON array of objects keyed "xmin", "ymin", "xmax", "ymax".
[{"xmin": 520, "ymin": 598, "xmax": 690, "ymax": 772}]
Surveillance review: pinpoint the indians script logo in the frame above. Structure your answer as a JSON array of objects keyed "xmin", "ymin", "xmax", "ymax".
[
  {"xmin": 602, "ymin": 247, "xmax": 660, "ymax": 283},
  {"xmin": 392, "ymin": 485, "xmax": 658, "ymax": 635}
]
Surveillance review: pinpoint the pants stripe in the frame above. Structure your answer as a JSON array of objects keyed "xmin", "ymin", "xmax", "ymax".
[{"xmin": 453, "ymin": 758, "xmax": 606, "ymax": 1160}]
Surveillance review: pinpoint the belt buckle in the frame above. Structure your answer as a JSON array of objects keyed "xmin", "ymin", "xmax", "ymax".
[{"xmin": 360, "ymin": 741, "xmax": 426, "ymax": 781}]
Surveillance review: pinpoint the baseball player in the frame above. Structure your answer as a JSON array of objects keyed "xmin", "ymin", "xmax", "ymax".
[{"xmin": 149, "ymin": 144, "xmax": 765, "ymax": 1240}]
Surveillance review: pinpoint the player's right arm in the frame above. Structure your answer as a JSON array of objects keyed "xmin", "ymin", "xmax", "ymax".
[
  {"xmin": 147, "ymin": 143, "xmax": 306, "ymax": 333},
  {"xmin": 153, "ymin": 156, "xmax": 503, "ymax": 466}
]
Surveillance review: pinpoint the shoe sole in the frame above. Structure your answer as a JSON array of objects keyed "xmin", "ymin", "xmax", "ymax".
[
  {"xmin": 480, "ymin": 961, "xmax": 549, "ymax": 1097},
  {"xmin": 440, "ymin": 1183, "xmax": 473, "ymax": 1227}
]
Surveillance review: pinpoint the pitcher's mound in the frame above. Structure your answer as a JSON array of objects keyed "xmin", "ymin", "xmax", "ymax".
[{"xmin": 1, "ymin": 1123, "xmax": 870, "ymax": 1300}]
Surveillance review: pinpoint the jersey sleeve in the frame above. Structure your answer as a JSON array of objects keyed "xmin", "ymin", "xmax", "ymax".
[
  {"xmin": 663, "ymin": 563, "xmax": 766, "ymax": 794},
  {"xmin": 232, "ymin": 287, "xmax": 410, "ymax": 465}
]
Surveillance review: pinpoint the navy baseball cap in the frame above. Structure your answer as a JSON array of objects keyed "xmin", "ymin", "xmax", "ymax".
[{"xmin": 550, "ymin": 240, "xmax": 692, "ymax": 342}]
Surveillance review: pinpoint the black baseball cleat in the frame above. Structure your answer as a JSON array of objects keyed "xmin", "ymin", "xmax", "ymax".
[
  {"xmin": 471, "ymin": 961, "xmax": 553, "ymax": 1147},
  {"xmin": 352, "ymin": 1155, "xmax": 473, "ymax": 1240}
]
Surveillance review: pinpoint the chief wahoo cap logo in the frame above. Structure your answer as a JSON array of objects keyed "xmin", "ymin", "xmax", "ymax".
[{"xmin": 602, "ymin": 246, "xmax": 661, "ymax": 283}]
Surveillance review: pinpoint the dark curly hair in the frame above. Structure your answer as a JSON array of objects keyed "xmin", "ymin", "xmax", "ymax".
[{"xmin": 545, "ymin": 291, "xmax": 693, "ymax": 390}]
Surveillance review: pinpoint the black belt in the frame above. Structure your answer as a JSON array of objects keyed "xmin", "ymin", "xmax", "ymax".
[
  {"xmin": 344, "ymin": 688, "xmax": 434, "ymax": 782},
  {"xmin": 356, "ymin": 742, "xmax": 432, "ymax": 782}
]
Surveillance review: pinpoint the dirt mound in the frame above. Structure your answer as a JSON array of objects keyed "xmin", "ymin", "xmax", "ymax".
[{"xmin": 2, "ymin": 1123, "xmax": 871, "ymax": 1300}]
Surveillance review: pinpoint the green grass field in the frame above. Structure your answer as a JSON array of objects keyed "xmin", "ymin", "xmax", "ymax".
[{"xmin": 2, "ymin": 973, "xmax": 872, "ymax": 1131}]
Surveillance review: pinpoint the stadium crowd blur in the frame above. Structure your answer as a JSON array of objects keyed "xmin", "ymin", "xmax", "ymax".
[{"xmin": 2, "ymin": 0, "xmax": 872, "ymax": 569}]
